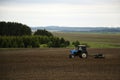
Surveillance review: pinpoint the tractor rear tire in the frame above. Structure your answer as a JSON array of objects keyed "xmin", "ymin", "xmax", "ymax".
[{"xmin": 81, "ymin": 53, "xmax": 87, "ymax": 58}]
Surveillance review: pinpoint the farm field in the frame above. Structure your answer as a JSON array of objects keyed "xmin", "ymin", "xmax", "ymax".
[
  {"xmin": 0, "ymin": 48, "xmax": 120, "ymax": 80},
  {"xmin": 53, "ymin": 32, "xmax": 120, "ymax": 48}
]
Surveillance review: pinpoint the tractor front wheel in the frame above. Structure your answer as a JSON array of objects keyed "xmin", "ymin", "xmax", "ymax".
[{"xmin": 69, "ymin": 54, "xmax": 75, "ymax": 58}]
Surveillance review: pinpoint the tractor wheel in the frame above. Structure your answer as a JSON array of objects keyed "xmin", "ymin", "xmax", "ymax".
[
  {"xmin": 69, "ymin": 54, "xmax": 75, "ymax": 58},
  {"xmin": 81, "ymin": 53, "xmax": 87, "ymax": 58}
]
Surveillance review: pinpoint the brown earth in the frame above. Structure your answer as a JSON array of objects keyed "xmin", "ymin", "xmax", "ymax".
[{"xmin": 0, "ymin": 48, "xmax": 120, "ymax": 80}]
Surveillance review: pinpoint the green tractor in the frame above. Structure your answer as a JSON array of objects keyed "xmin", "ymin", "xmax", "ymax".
[{"xmin": 69, "ymin": 45, "xmax": 88, "ymax": 58}]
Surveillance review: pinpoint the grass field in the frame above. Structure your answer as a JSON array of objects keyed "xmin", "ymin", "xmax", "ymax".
[
  {"xmin": 0, "ymin": 48, "xmax": 120, "ymax": 80},
  {"xmin": 53, "ymin": 32, "xmax": 120, "ymax": 48}
]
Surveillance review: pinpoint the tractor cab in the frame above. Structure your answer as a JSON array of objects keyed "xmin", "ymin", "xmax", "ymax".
[
  {"xmin": 69, "ymin": 45, "xmax": 88, "ymax": 58},
  {"xmin": 77, "ymin": 45, "xmax": 87, "ymax": 53}
]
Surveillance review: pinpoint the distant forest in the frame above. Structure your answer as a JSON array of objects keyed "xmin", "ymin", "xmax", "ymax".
[
  {"xmin": 0, "ymin": 21, "xmax": 70, "ymax": 48},
  {"xmin": 31, "ymin": 26, "xmax": 120, "ymax": 32}
]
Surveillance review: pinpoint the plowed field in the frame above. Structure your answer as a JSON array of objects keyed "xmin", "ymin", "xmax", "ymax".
[{"xmin": 0, "ymin": 48, "xmax": 120, "ymax": 80}]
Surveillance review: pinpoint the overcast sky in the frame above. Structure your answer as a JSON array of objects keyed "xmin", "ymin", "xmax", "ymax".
[{"xmin": 0, "ymin": 0, "xmax": 120, "ymax": 27}]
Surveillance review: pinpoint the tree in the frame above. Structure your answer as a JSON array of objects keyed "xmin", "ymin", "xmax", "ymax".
[
  {"xmin": 16, "ymin": 37, "xmax": 24, "ymax": 48},
  {"xmin": 60, "ymin": 38, "xmax": 70, "ymax": 47},
  {"xmin": 0, "ymin": 21, "xmax": 31, "ymax": 36},
  {"xmin": 72, "ymin": 40, "xmax": 80, "ymax": 47},
  {"xmin": 34, "ymin": 29, "xmax": 53, "ymax": 37},
  {"xmin": 60, "ymin": 37, "xmax": 65, "ymax": 44},
  {"xmin": 31, "ymin": 36, "xmax": 40, "ymax": 48},
  {"xmin": 47, "ymin": 41, "xmax": 53, "ymax": 48},
  {"xmin": 65, "ymin": 40, "xmax": 70, "ymax": 47},
  {"xmin": 1, "ymin": 38, "xmax": 8, "ymax": 48}
]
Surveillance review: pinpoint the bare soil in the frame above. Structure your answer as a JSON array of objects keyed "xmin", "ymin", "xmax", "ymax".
[{"xmin": 0, "ymin": 48, "xmax": 120, "ymax": 80}]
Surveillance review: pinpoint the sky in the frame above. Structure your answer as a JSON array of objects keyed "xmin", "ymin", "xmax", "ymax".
[{"xmin": 0, "ymin": 0, "xmax": 120, "ymax": 27}]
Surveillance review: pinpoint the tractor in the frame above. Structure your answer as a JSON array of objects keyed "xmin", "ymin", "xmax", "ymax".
[{"xmin": 69, "ymin": 45, "xmax": 88, "ymax": 58}]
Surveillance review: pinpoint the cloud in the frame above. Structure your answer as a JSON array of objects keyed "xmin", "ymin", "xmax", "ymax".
[
  {"xmin": 0, "ymin": 0, "xmax": 120, "ymax": 5},
  {"xmin": 0, "ymin": 0, "xmax": 120, "ymax": 27}
]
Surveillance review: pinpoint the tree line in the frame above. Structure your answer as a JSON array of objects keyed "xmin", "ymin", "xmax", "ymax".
[
  {"xmin": 0, "ymin": 36, "xmax": 70, "ymax": 48},
  {"xmin": 0, "ymin": 21, "xmax": 70, "ymax": 48}
]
